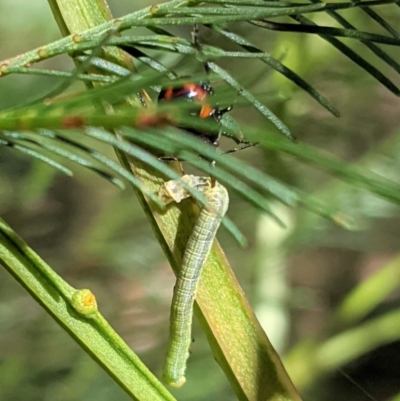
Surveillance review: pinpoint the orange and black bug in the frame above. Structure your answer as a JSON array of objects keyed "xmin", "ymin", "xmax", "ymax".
[
  {"xmin": 156, "ymin": 25, "xmax": 254, "ymax": 151},
  {"xmin": 158, "ymin": 81, "xmax": 233, "ymax": 147}
]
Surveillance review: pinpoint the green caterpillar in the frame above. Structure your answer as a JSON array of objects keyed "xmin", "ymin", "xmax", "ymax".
[{"xmin": 159, "ymin": 176, "xmax": 229, "ymax": 388}]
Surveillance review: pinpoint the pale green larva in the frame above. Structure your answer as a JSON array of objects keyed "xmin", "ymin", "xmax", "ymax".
[{"xmin": 158, "ymin": 176, "xmax": 229, "ymax": 388}]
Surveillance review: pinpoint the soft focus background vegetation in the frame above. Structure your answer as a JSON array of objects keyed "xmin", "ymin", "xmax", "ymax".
[{"xmin": 1, "ymin": 0, "xmax": 400, "ymax": 400}]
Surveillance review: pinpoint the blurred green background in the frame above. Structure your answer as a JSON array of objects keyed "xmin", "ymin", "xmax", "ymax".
[{"xmin": 1, "ymin": 1, "xmax": 400, "ymax": 400}]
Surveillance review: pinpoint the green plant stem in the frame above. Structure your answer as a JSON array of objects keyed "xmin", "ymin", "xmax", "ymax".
[{"xmin": 0, "ymin": 218, "xmax": 176, "ymax": 401}]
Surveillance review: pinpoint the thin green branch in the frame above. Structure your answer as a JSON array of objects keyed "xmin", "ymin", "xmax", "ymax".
[
  {"xmin": 0, "ymin": 218, "xmax": 177, "ymax": 401},
  {"xmin": 288, "ymin": 14, "xmax": 400, "ymax": 95},
  {"xmin": 361, "ymin": 7, "xmax": 400, "ymax": 38},
  {"xmin": 1, "ymin": 139, "xmax": 73, "ymax": 176},
  {"xmin": 152, "ymin": 3, "xmax": 325, "ymax": 16},
  {"xmin": 252, "ymin": 132, "xmax": 400, "ymax": 205},
  {"xmin": 307, "ymin": 0, "xmax": 400, "ymax": 74},
  {"xmin": 211, "ymin": 25, "xmax": 340, "ymax": 117},
  {"xmin": 2, "ymin": 131, "xmax": 126, "ymax": 189},
  {"xmin": 251, "ymin": 19, "xmax": 400, "ymax": 47},
  {"xmin": 3, "ymin": 67, "xmax": 118, "ymax": 83}
]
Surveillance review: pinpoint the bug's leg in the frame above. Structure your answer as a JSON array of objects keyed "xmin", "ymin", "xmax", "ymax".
[
  {"xmin": 191, "ymin": 23, "xmax": 200, "ymax": 49},
  {"xmin": 210, "ymin": 175, "xmax": 217, "ymax": 187},
  {"xmin": 217, "ymin": 105, "xmax": 233, "ymax": 117},
  {"xmin": 224, "ymin": 141, "xmax": 258, "ymax": 155},
  {"xmin": 215, "ymin": 88, "xmax": 259, "ymax": 154},
  {"xmin": 216, "ymin": 88, "xmax": 242, "ymax": 119},
  {"xmin": 192, "ymin": 23, "xmax": 211, "ymax": 76},
  {"xmin": 158, "ymin": 156, "xmax": 180, "ymax": 162},
  {"xmin": 158, "ymin": 156, "xmax": 185, "ymax": 176},
  {"xmin": 137, "ymin": 89, "xmax": 152, "ymax": 108}
]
